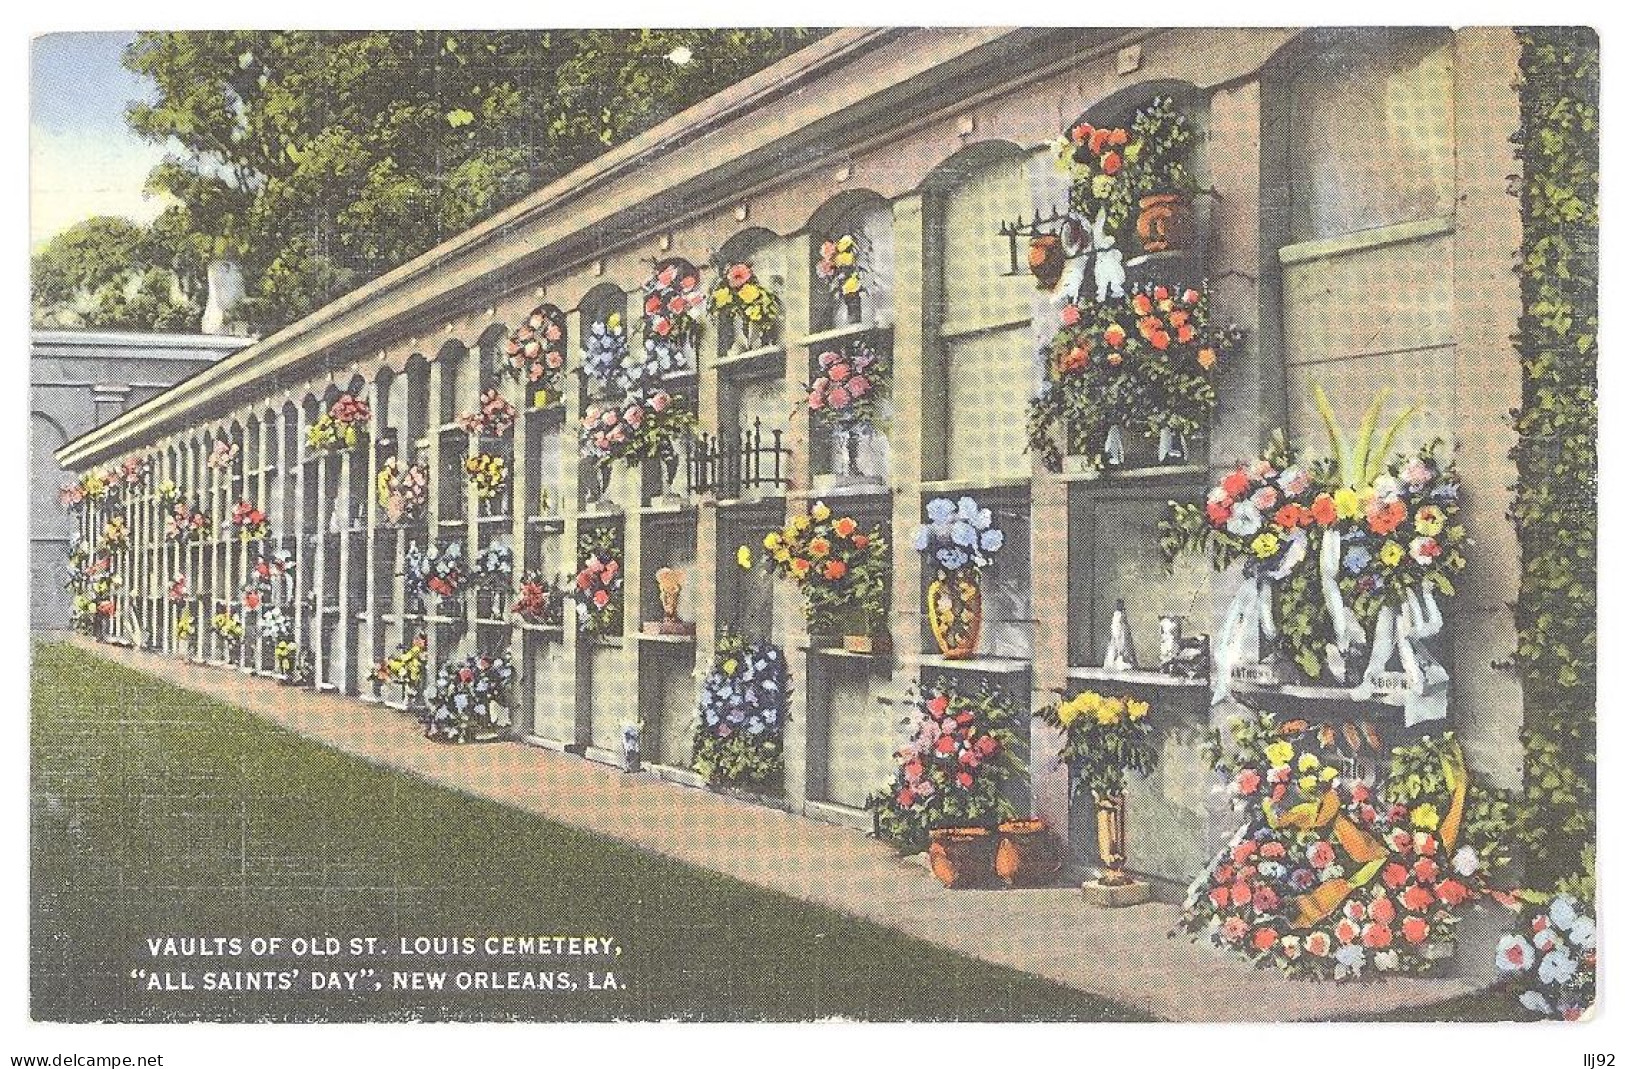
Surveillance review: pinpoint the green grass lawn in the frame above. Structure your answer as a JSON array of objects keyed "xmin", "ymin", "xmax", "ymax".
[{"xmin": 30, "ymin": 639, "xmax": 1152, "ymax": 1023}]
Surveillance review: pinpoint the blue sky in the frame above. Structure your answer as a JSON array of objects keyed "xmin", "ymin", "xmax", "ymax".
[{"xmin": 30, "ymin": 32, "xmax": 172, "ymax": 249}]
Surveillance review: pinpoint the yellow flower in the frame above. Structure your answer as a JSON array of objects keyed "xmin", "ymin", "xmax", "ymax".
[
  {"xmin": 1414, "ymin": 505, "xmax": 1445, "ymax": 537},
  {"xmin": 1250, "ymin": 532, "xmax": 1280, "ymax": 559},
  {"xmin": 840, "ymin": 275, "xmax": 860, "ymax": 295},
  {"xmin": 773, "ymin": 548, "xmax": 791, "ymax": 564},
  {"xmin": 736, "ymin": 546, "xmax": 752, "ymax": 569},
  {"xmin": 1265, "ymin": 740, "xmax": 1294, "ymax": 767},
  {"xmin": 1097, "ymin": 697, "xmax": 1125, "ymax": 725},
  {"xmin": 1298, "ymin": 752, "xmax": 1320, "ymax": 773},
  {"xmin": 1298, "ymin": 776, "xmax": 1321, "ymax": 795},
  {"xmin": 837, "ymin": 235, "xmax": 855, "ymax": 252},
  {"xmin": 811, "ymin": 501, "xmax": 831, "ymax": 522},
  {"xmin": 834, "ymin": 251, "xmax": 856, "ymax": 268},
  {"xmin": 1380, "ymin": 541, "xmax": 1404, "ymax": 566},
  {"xmin": 722, "ymin": 658, "xmax": 738, "ymax": 677},
  {"xmin": 1091, "ymin": 174, "xmax": 1116, "ymax": 200},
  {"xmin": 763, "ymin": 531, "xmax": 782, "ymax": 550},
  {"xmin": 712, "ymin": 287, "xmax": 733, "ymax": 307},
  {"xmin": 1126, "ymin": 698, "xmax": 1150, "ymax": 721},
  {"xmin": 1410, "ymin": 803, "xmax": 1440, "ymax": 831},
  {"xmin": 1319, "ymin": 767, "xmax": 1338, "ymax": 784},
  {"xmin": 738, "ymin": 283, "xmax": 761, "ymax": 305},
  {"xmin": 1056, "ymin": 696, "xmax": 1083, "ymax": 727},
  {"xmin": 606, "ymin": 312, "xmax": 621, "ymax": 330},
  {"xmin": 1334, "ymin": 487, "xmax": 1361, "ymax": 520},
  {"xmin": 791, "ymin": 515, "xmax": 811, "ymax": 534}
]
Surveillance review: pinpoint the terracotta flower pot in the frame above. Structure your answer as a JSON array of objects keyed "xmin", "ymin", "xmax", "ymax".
[
  {"xmin": 1134, "ymin": 192, "xmax": 1194, "ymax": 255},
  {"xmin": 995, "ymin": 819, "xmax": 1063, "ymax": 887},
  {"xmin": 1027, "ymin": 233, "xmax": 1065, "ymax": 290},
  {"xmin": 927, "ymin": 568, "xmax": 983, "ymax": 659},
  {"xmin": 928, "ymin": 827, "xmax": 996, "ymax": 889}
]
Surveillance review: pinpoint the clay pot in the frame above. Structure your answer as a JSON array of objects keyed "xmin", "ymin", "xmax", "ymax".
[
  {"xmin": 995, "ymin": 819, "xmax": 1063, "ymax": 887},
  {"xmin": 1134, "ymin": 192, "xmax": 1194, "ymax": 255},
  {"xmin": 928, "ymin": 827, "xmax": 997, "ymax": 889},
  {"xmin": 1027, "ymin": 233, "xmax": 1065, "ymax": 290},
  {"xmin": 927, "ymin": 568, "xmax": 983, "ymax": 660}
]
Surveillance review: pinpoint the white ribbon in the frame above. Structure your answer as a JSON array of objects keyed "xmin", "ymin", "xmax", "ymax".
[
  {"xmin": 1210, "ymin": 574, "xmax": 1261, "ymax": 706},
  {"xmin": 1352, "ymin": 581, "xmax": 1449, "ymax": 725}
]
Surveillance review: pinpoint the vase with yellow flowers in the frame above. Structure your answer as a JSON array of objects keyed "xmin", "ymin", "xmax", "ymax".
[{"xmin": 1038, "ymin": 689, "xmax": 1158, "ymax": 901}]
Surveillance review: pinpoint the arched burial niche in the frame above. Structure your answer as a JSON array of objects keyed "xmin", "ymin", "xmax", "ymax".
[
  {"xmin": 578, "ymin": 281, "xmax": 629, "ymax": 401},
  {"xmin": 805, "ymin": 189, "xmax": 895, "ymax": 333}
]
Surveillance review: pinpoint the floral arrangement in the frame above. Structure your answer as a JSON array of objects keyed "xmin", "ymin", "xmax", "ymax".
[
  {"xmin": 258, "ymin": 606, "xmax": 293, "ymax": 643},
  {"xmin": 1055, "ymin": 96, "xmax": 1195, "ymax": 235},
  {"xmin": 211, "ymin": 609, "xmax": 245, "ymax": 650},
  {"xmin": 709, "ymin": 261, "xmax": 781, "ymax": 344},
  {"xmin": 206, "ymin": 438, "xmax": 238, "ymax": 471},
  {"xmin": 157, "ymin": 479, "xmax": 181, "ymax": 508},
  {"xmin": 513, "ymin": 571, "xmax": 564, "ymax": 627},
  {"xmin": 458, "ymin": 388, "xmax": 517, "ymax": 439},
  {"xmin": 117, "ymin": 454, "xmax": 150, "ymax": 489},
  {"xmin": 376, "ymin": 457, "xmax": 429, "ymax": 525},
  {"xmin": 582, "ymin": 313, "xmax": 631, "ymax": 385},
  {"xmin": 1036, "ymin": 690, "xmax": 1156, "ymax": 801},
  {"xmin": 97, "ymin": 516, "xmax": 130, "ymax": 554},
  {"xmin": 405, "ymin": 540, "xmax": 467, "ymax": 608},
  {"xmin": 421, "ymin": 650, "xmax": 515, "ymax": 743},
  {"xmin": 748, "ymin": 501, "xmax": 888, "ymax": 637},
  {"xmin": 503, "ymin": 304, "xmax": 568, "ymax": 405},
  {"xmin": 470, "ymin": 543, "xmax": 514, "ymax": 589},
  {"xmin": 572, "ymin": 526, "xmax": 623, "ymax": 637},
  {"xmin": 61, "ymin": 468, "xmax": 115, "ymax": 508},
  {"xmin": 1177, "ymin": 713, "xmax": 1493, "ymax": 979},
  {"xmin": 639, "ymin": 259, "xmax": 705, "ymax": 373},
  {"xmin": 373, "ymin": 632, "xmax": 429, "ymax": 700},
  {"xmin": 914, "ymin": 495, "xmax": 1004, "ymax": 577},
  {"xmin": 692, "ymin": 632, "xmax": 791, "ymax": 789},
  {"xmin": 868, "ymin": 680, "xmax": 1024, "ymax": 854},
  {"xmin": 464, "ymin": 452, "xmax": 507, "ymax": 503},
  {"xmin": 306, "ymin": 393, "xmax": 371, "ymax": 453},
  {"xmin": 164, "ymin": 501, "xmax": 211, "ymax": 543},
  {"xmin": 65, "ymin": 544, "xmax": 117, "ymax": 634},
  {"xmin": 1161, "ymin": 392, "xmax": 1467, "ymax": 686},
  {"xmin": 58, "ymin": 481, "xmax": 86, "ymax": 510},
  {"xmin": 1026, "ymin": 284, "xmax": 1243, "ymax": 471},
  {"xmin": 230, "ymin": 499, "xmax": 270, "ymax": 541},
  {"xmin": 579, "ymin": 386, "xmax": 694, "ymax": 471},
  {"xmin": 816, "ymin": 233, "xmax": 863, "ymax": 301},
  {"xmin": 274, "ymin": 641, "xmax": 312, "ymax": 685},
  {"xmin": 167, "ymin": 574, "xmax": 188, "ymax": 602},
  {"xmin": 1498, "ymin": 894, "xmax": 1596, "ymax": 1020},
  {"xmin": 174, "ymin": 608, "xmax": 195, "ymax": 640},
  {"xmin": 806, "ymin": 341, "xmax": 888, "ymax": 430}
]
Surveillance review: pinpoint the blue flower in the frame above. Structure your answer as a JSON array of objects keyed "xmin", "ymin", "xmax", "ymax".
[
  {"xmin": 913, "ymin": 527, "xmax": 932, "ymax": 552},
  {"xmin": 1343, "ymin": 546, "xmax": 1372, "ymax": 574},
  {"xmin": 936, "ymin": 547, "xmax": 967, "ymax": 571},
  {"xmin": 926, "ymin": 497, "xmax": 956, "ymax": 523},
  {"xmin": 1567, "ymin": 915, "xmax": 1596, "ymax": 950},
  {"xmin": 1519, "ymin": 990, "xmax": 1554, "ymax": 1016},
  {"xmin": 1548, "ymin": 894, "xmax": 1579, "ymax": 931},
  {"xmin": 951, "ymin": 520, "xmax": 977, "ymax": 547},
  {"xmin": 1538, "ymin": 946, "xmax": 1579, "ymax": 986},
  {"xmin": 1334, "ymin": 945, "xmax": 1366, "ymax": 973},
  {"xmin": 979, "ymin": 528, "xmax": 1004, "ymax": 554}
]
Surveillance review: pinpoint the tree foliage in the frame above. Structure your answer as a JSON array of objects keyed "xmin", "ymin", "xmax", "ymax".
[
  {"xmin": 31, "ymin": 215, "xmax": 201, "ymax": 331},
  {"xmin": 121, "ymin": 30, "xmax": 822, "ymax": 334},
  {"xmin": 1510, "ymin": 28, "xmax": 1597, "ymax": 890}
]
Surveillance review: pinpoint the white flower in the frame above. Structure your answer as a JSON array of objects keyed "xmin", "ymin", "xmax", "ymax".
[
  {"xmin": 1548, "ymin": 894, "xmax": 1579, "ymax": 931},
  {"xmin": 665, "ymin": 45, "xmax": 693, "ymax": 66},
  {"xmin": 1451, "ymin": 845, "xmax": 1479, "ymax": 876},
  {"xmin": 1372, "ymin": 474, "xmax": 1402, "ymax": 502},
  {"xmin": 1519, "ymin": 990, "xmax": 1554, "ymax": 1016},
  {"xmin": 1567, "ymin": 915, "xmax": 1596, "ymax": 950},
  {"xmin": 1225, "ymin": 500, "xmax": 1263, "ymax": 537},
  {"xmin": 1373, "ymin": 949, "xmax": 1400, "ymax": 972},
  {"xmin": 1538, "ymin": 947, "xmax": 1579, "ymax": 986}
]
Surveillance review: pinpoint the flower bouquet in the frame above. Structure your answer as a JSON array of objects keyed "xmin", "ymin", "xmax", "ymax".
[
  {"xmin": 376, "ymin": 456, "xmax": 429, "ymax": 525},
  {"xmin": 173, "ymin": 608, "xmax": 195, "ymax": 641},
  {"xmin": 1498, "ymin": 894, "xmax": 1597, "ymax": 1020},
  {"xmin": 503, "ymin": 304, "xmax": 569, "ymax": 408},
  {"xmin": 230, "ymin": 499, "xmax": 270, "ymax": 541},
  {"xmin": 1037, "ymin": 690, "xmax": 1157, "ymax": 887},
  {"xmin": 512, "ymin": 571, "xmax": 564, "ymax": 627},
  {"xmin": 164, "ymin": 501, "xmax": 211, "ymax": 543},
  {"xmin": 206, "ymin": 438, "xmax": 238, "ymax": 471},
  {"xmin": 406, "ymin": 540, "xmax": 467, "ymax": 612},
  {"xmin": 816, "ymin": 233, "xmax": 865, "ymax": 322},
  {"xmin": 709, "ymin": 261, "xmax": 781, "ymax": 353},
  {"xmin": 867, "ymin": 679, "xmax": 1024, "ymax": 855},
  {"xmin": 65, "ymin": 545, "xmax": 117, "ymax": 636},
  {"xmin": 914, "ymin": 496, "xmax": 1004, "ymax": 659},
  {"xmin": 752, "ymin": 501, "xmax": 888, "ymax": 644},
  {"xmin": 167, "ymin": 573, "xmax": 188, "ymax": 603},
  {"xmin": 582, "ymin": 313, "xmax": 631, "ymax": 387},
  {"xmin": 118, "ymin": 454, "xmax": 150, "ymax": 490},
  {"xmin": 211, "ymin": 609, "xmax": 245, "ymax": 653},
  {"xmin": 691, "ymin": 632, "xmax": 791, "ymax": 790},
  {"xmin": 421, "ymin": 650, "xmax": 515, "ymax": 743},
  {"xmin": 274, "ymin": 641, "xmax": 313, "ymax": 686},
  {"xmin": 458, "ymin": 388, "xmax": 517, "ymax": 439},
  {"xmin": 258, "ymin": 605, "xmax": 293, "ymax": 644},
  {"xmin": 1177, "ymin": 714, "xmax": 1495, "ymax": 979},
  {"xmin": 58, "ymin": 480, "xmax": 86, "ymax": 510},
  {"xmin": 1056, "ymin": 96, "xmax": 1196, "ymax": 250},
  {"xmin": 465, "ymin": 452, "xmax": 508, "ymax": 512},
  {"xmin": 97, "ymin": 516, "xmax": 130, "ymax": 554},
  {"xmin": 572, "ymin": 526, "xmax": 623, "ymax": 638},
  {"xmin": 306, "ymin": 393, "xmax": 371, "ymax": 453},
  {"xmin": 639, "ymin": 259, "xmax": 705, "ymax": 374},
  {"xmin": 373, "ymin": 632, "xmax": 429, "ymax": 707}
]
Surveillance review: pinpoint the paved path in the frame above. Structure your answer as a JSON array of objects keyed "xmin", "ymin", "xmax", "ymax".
[{"xmin": 62, "ymin": 637, "xmax": 1500, "ymax": 1022}]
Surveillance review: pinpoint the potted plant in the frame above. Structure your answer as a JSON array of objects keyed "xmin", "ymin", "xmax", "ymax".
[
  {"xmin": 749, "ymin": 501, "xmax": 889, "ymax": 651},
  {"xmin": 504, "ymin": 304, "xmax": 568, "ymax": 409},
  {"xmin": 1037, "ymin": 689, "xmax": 1158, "ymax": 899},
  {"xmin": 816, "ymin": 233, "xmax": 864, "ymax": 325},
  {"xmin": 420, "ymin": 649, "xmax": 515, "ymax": 743},
  {"xmin": 692, "ymin": 631, "xmax": 791, "ymax": 791},
  {"xmin": 868, "ymin": 679, "xmax": 1025, "ymax": 884},
  {"xmin": 913, "ymin": 496, "xmax": 1003, "ymax": 659},
  {"xmin": 806, "ymin": 340, "xmax": 889, "ymax": 483},
  {"xmin": 1122, "ymin": 97, "xmax": 1198, "ymax": 255},
  {"xmin": 994, "ymin": 819, "xmax": 1064, "ymax": 888},
  {"xmin": 709, "ymin": 261, "xmax": 782, "ymax": 354}
]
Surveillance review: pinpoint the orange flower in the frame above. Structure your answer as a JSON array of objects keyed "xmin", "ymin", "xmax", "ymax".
[
  {"xmin": 822, "ymin": 560, "xmax": 847, "ymax": 581},
  {"xmin": 1309, "ymin": 493, "xmax": 1338, "ymax": 526},
  {"xmin": 1177, "ymin": 324, "xmax": 1197, "ymax": 344},
  {"xmin": 1060, "ymin": 344, "xmax": 1090, "ymax": 373},
  {"xmin": 833, "ymin": 516, "xmax": 858, "ymax": 538},
  {"xmin": 790, "ymin": 558, "xmax": 811, "ymax": 579},
  {"xmin": 1148, "ymin": 330, "xmax": 1171, "ymax": 351},
  {"xmin": 1103, "ymin": 323, "xmax": 1127, "ymax": 348},
  {"xmin": 1100, "ymin": 151, "xmax": 1122, "ymax": 175},
  {"xmin": 851, "ymin": 534, "xmax": 870, "ymax": 549},
  {"xmin": 1108, "ymin": 128, "xmax": 1129, "ymax": 146},
  {"xmin": 1196, "ymin": 347, "xmax": 1217, "ymax": 370},
  {"xmin": 1368, "ymin": 500, "xmax": 1408, "ymax": 536},
  {"xmin": 808, "ymin": 537, "xmax": 831, "ymax": 559},
  {"xmin": 1131, "ymin": 293, "xmax": 1153, "ymax": 315},
  {"xmin": 1106, "ymin": 352, "xmax": 1123, "ymax": 366},
  {"xmin": 1137, "ymin": 315, "xmax": 1163, "ymax": 340}
]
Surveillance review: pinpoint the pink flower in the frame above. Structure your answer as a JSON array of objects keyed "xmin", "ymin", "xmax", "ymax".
[
  {"xmin": 650, "ymin": 392, "xmax": 670, "ymax": 413},
  {"xmin": 1220, "ymin": 917, "xmax": 1249, "ymax": 944},
  {"xmin": 1308, "ymin": 840, "xmax": 1336, "ymax": 869},
  {"xmin": 1305, "ymin": 931, "xmax": 1332, "ymax": 957},
  {"xmin": 1059, "ymin": 304, "xmax": 1081, "ymax": 326},
  {"xmin": 1236, "ymin": 768, "xmax": 1262, "ymax": 795},
  {"xmin": 847, "ymin": 375, "xmax": 870, "ymax": 397},
  {"xmin": 827, "ymin": 387, "xmax": 851, "ymax": 409},
  {"xmin": 592, "ymin": 590, "xmax": 610, "ymax": 609},
  {"xmin": 727, "ymin": 263, "xmax": 753, "ymax": 288}
]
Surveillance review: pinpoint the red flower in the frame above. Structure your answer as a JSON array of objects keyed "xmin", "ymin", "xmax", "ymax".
[
  {"xmin": 1260, "ymin": 840, "xmax": 1286, "ymax": 859},
  {"xmin": 1335, "ymin": 918, "xmax": 1359, "ymax": 945},
  {"xmin": 926, "ymin": 694, "xmax": 949, "ymax": 717},
  {"xmin": 1381, "ymin": 863, "xmax": 1410, "ymax": 889},
  {"xmin": 1309, "ymin": 493, "xmax": 1339, "ymax": 526},
  {"xmin": 1220, "ymin": 917, "xmax": 1249, "ymax": 944},
  {"xmin": 1205, "ymin": 500, "xmax": 1232, "ymax": 526},
  {"xmin": 1131, "ymin": 293, "xmax": 1153, "ymax": 315},
  {"xmin": 1361, "ymin": 923, "xmax": 1393, "ymax": 949},
  {"xmin": 1401, "ymin": 917, "xmax": 1430, "ymax": 944},
  {"xmin": 1252, "ymin": 885, "xmax": 1281, "ymax": 914},
  {"xmin": 592, "ymin": 590, "xmax": 610, "ymax": 609},
  {"xmin": 1435, "ymin": 879, "xmax": 1470, "ymax": 906},
  {"xmin": 1230, "ymin": 881, "xmax": 1252, "ymax": 907},
  {"xmin": 955, "ymin": 771, "xmax": 974, "ymax": 789},
  {"xmin": 934, "ymin": 735, "xmax": 957, "ymax": 756},
  {"xmin": 903, "ymin": 759, "xmax": 924, "ymax": 781},
  {"xmin": 1307, "ymin": 840, "xmax": 1336, "ymax": 869},
  {"xmin": 1102, "ymin": 323, "xmax": 1127, "ymax": 348},
  {"xmin": 1209, "ymin": 886, "xmax": 1230, "ymax": 909},
  {"xmin": 821, "ymin": 560, "xmax": 847, "ymax": 581},
  {"xmin": 897, "ymin": 788, "xmax": 916, "ymax": 808},
  {"xmin": 1153, "ymin": 286, "xmax": 1170, "ymax": 301},
  {"xmin": 1220, "ymin": 470, "xmax": 1251, "ymax": 497},
  {"xmin": 1413, "ymin": 856, "xmax": 1440, "ymax": 884},
  {"xmin": 1236, "ymin": 768, "xmax": 1262, "ymax": 796},
  {"xmin": 1232, "ymin": 839, "xmax": 1258, "ymax": 864},
  {"xmin": 1060, "ymin": 304, "xmax": 1081, "ymax": 326},
  {"xmin": 1252, "ymin": 927, "xmax": 1278, "ymax": 951},
  {"xmin": 1100, "ymin": 150, "xmax": 1122, "ymax": 175},
  {"xmin": 1369, "ymin": 896, "xmax": 1396, "ymax": 926},
  {"xmin": 645, "ymin": 295, "xmax": 662, "ymax": 315},
  {"xmin": 726, "ymin": 263, "xmax": 753, "ymax": 288},
  {"xmin": 1399, "ymin": 884, "xmax": 1435, "ymax": 912}
]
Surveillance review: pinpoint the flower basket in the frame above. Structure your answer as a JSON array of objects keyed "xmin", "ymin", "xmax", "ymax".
[
  {"xmin": 928, "ymin": 827, "xmax": 997, "ymax": 889},
  {"xmin": 995, "ymin": 819, "xmax": 1063, "ymax": 887}
]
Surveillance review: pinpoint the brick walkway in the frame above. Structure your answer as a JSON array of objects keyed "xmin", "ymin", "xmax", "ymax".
[{"xmin": 62, "ymin": 636, "xmax": 1501, "ymax": 1022}]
